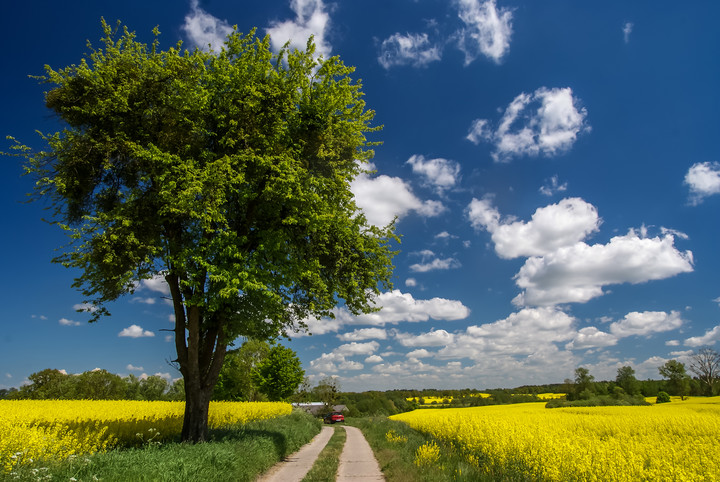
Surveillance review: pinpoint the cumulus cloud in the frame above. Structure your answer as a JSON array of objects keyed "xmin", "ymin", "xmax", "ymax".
[
  {"xmin": 565, "ymin": 327, "xmax": 618, "ymax": 350},
  {"xmin": 514, "ymin": 229, "xmax": 694, "ymax": 306},
  {"xmin": 467, "ymin": 87, "xmax": 589, "ymax": 162},
  {"xmin": 126, "ymin": 364, "xmax": 144, "ymax": 372},
  {"xmin": 396, "ymin": 329, "xmax": 455, "ymax": 347},
  {"xmin": 297, "ymin": 290, "xmax": 470, "ymax": 337},
  {"xmin": 182, "ymin": 0, "xmax": 233, "ymax": 51},
  {"xmin": 139, "ymin": 274, "xmax": 170, "ymax": 296},
  {"xmin": 405, "ymin": 278, "xmax": 418, "ymax": 287},
  {"xmin": 378, "ymin": 33, "xmax": 442, "ymax": 69},
  {"xmin": 118, "ymin": 325, "xmax": 155, "ymax": 338},
  {"xmin": 409, "ymin": 257, "xmax": 462, "ymax": 273},
  {"xmin": 59, "ymin": 318, "xmax": 81, "ymax": 327},
  {"xmin": 351, "ymin": 168, "xmax": 444, "ymax": 227},
  {"xmin": 365, "ymin": 355, "xmax": 384, "ymax": 363},
  {"xmin": 337, "ymin": 328, "xmax": 388, "ymax": 341},
  {"xmin": 407, "ymin": 349, "xmax": 434, "ymax": 359},
  {"xmin": 266, "ymin": 0, "xmax": 332, "ymax": 57},
  {"xmin": 456, "ymin": 0, "xmax": 513, "ymax": 64},
  {"xmin": 406, "ymin": 155, "xmax": 461, "ymax": 193},
  {"xmin": 309, "ymin": 341, "xmax": 378, "ymax": 373},
  {"xmin": 685, "ymin": 325, "xmax": 720, "ymax": 347},
  {"xmin": 610, "ymin": 311, "xmax": 683, "ymax": 337},
  {"xmin": 685, "ymin": 162, "xmax": 720, "ymax": 205},
  {"xmin": 468, "ymin": 197, "xmax": 600, "ymax": 259}
]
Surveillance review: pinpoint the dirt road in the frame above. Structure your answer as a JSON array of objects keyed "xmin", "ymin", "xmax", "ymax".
[{"xmin": 256, "ymin": 424, "xmax": 385, "ymax": 481}]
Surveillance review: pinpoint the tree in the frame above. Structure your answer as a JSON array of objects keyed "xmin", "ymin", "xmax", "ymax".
[
  {"xmin": 252, "ymin": 344, "xmax": 305, "ymax": 401},
  {"xmin": 573, "ymin": 367, "xmax": 595, "ymax": 400},
  {"xmin": 615, "ymin": 365, "xmax": 640, "ymax": 395},
  {"xmin": 688, "ymin": 347, "xmax": 720, "ymax": 396},
  {"xmin": 658, "ymin": 360, "xmax": 690, "ymax": 400},
  {"xmin": 74, "ymin": 369, "xmax": 126, "ymax": 400},
  {"xmin": 314, "ymin": 376, "xmax": 341, "ymax": 412},
  {"xmin": 18, "ymin": 368, "xmax": 73, "ymax": 399},
  {"xmin": 213, "ymin": 339, "xmax": 270, "ymax": 401},
  {"xmin": 13, "ymin": 21, "xmax": 395, "ymax": 441}
]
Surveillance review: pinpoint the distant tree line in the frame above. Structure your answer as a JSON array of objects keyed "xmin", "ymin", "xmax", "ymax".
[{"xmin": 1, "ymin": 341, "xmax": 305, "ymax": 403}]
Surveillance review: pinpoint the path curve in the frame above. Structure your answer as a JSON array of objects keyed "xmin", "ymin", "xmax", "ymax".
[
  {"xmin": 256, "ymin": 425, "xmax": 334, "ymax": 482},
  {"xmin": 337, "ymin": 425, "xmax": 385, "ymax": 481}
]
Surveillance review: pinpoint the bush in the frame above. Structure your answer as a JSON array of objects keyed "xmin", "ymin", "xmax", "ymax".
[{"xmin": 656, "ymin": 391, "xmax": 671, "ymax": 404}]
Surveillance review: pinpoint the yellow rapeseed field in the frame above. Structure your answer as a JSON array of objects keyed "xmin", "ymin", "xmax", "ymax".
[
  {"xmin": 390, "ymin": 397, "xmax": 720, "ymax": 481},
  {"xmin": 0, "ymin": 400, "xmax": 291, "ymax": 473}
]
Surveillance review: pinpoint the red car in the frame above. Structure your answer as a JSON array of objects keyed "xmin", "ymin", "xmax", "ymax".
[{"xmin": 324, "ymin": 411, "xmax": 345, "ymax": 423}]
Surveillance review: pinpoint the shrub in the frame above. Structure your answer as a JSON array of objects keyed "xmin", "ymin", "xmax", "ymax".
[{"xmin": 656, "ymin": 391, "xmax": 671, "ymax": 404}]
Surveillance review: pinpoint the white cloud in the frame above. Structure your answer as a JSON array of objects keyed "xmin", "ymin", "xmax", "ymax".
[
  {"xmin": 378, "ymin": 33, "xmax": 442, "ymax": 69},
  {"xmin": 296, "ymin": 290, "xmax": 470, "ymax": 336},
  {"xmin": 456, "ymin": 0, "xmax": 513, "ymax": 64},
  {"xmin": 131, "ymin": 297, "xmax": 156, "ymax": 305},
  {"xmin": 685, "ymin": 162, "xmax": 720, "ymax": 205},
  {"xmin": 609, "ymin": 311, "xmax": 683, "ymax": 337},
  {"xmin": 140, "ymin": 274, "xmax": 170, "ymax": 296},
  {"xmin": 539, "ymin": 175, "xmax": 568, "ymax": 196},
  {"xmin": 182, "ymin": 0, "xmax": 233, "ymax": 51},
  {"xmin": 666, "ymin": 339, "xmax": 680, "ymax": 346},
  {"xmin": 365, "ymin": 355, "xmax": 384, "ymax": 363},
  {"xmin": 396, "ymin": 329, "xmax": 455, "ymax": 347},
  {"xmin": 266, "ymin": 0, "xmax": 332, "ymax": 57},
  {"xmin": 118, "ymin": 325, "xmax": 155, "ymax": 338},
  {"xmin": 468, "ymin": 87, "xmax": 589, "ymax": 163},
  {"xmin": 468, "ymin": 197, "xmax": 600, "ymax": 259},
  {"xmin": 59, "ymin": 318, "xmax": 81, "ymax": 327},
  {"xmin": 337, "ymin": 328, "xmax": 388, "ymax": 342},
  {"xmin": 73, "ymin": 303, "xmax": 97, "ymax": 313},
  {"xmin": 439, "ymin": 307, "xmax": 576, "ymax": 359},
  {"xmin": 351, "ymin": 168, "xmax": 445, "ymax": 227},
  {"xmin": 514, "ymin": 229, "xmax": 694, "ymax": 306},
  {"xmin": 409, "ymin": 257, "xmax": 462, "ymax": 273},
  {"xmin": 684, "ymin": 325, "xmax": 720, "ymax": 347},
  {"xmin": 623, "ymin": 22, "xmax": 634, "ymax": 43},
  {"xmin": 310, "ymin": 341, "xmax": 378, "ymax": 373},
  {"xmin": 406, "ymin": 155, "xmax": 461, "ymax": 193},
  {"xmin": 126, "ymin": 364, "xmax": 144, "ymax": 372},
  {"xmin": 566, "ymin": 327, "xmax": 618, "ymax": 350},
  {"xmin": 336, "ymin": 341, "xmax": 380, "ymax": 357},
  {"xmin": 407, "ymin": 349, "xmax": 434, "ymax": 358},
  {"xmin": 405, "ymin": 278, "xmax": 417, "ymax": 287}
]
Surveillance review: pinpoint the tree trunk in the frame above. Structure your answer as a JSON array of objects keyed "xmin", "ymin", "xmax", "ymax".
[{"xmin": 182, "ymin": 376, "xmax": 213, "ymax": 442}]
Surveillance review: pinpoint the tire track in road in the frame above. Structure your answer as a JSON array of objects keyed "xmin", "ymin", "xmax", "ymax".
[{"xmin": 256, "ymin": 425, "xmax": 334, "ymax": 482}]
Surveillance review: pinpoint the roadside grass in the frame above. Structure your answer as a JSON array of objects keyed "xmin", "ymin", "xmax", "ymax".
[
  {"xmin": 347, "ymin": 417, "xmax": 489, "ymax": 482},
  {"xmin": 3, "ymin": 410, "xmax": 320, "ymax": 482},
  {"xmin": 301, "ymin": 424, "xmax": 347, "ymax": 482}
]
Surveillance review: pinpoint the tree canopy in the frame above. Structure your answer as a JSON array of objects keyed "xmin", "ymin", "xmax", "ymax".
[{"xmin": 13, "ymin": 20, "xmax": 396, "ymax": 441}]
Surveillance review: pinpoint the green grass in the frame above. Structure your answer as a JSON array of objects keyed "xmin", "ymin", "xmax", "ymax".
[
  {"xmin": 4, "ymin": 410, "xmax": 321, "ymax": 482},
  {"xmin": 347, "ymin": 417, "xmax": 489, "ymax": 482},
  {"xmin": 301, "ymin": 425, "xmax": 346, "ymax": 482}
]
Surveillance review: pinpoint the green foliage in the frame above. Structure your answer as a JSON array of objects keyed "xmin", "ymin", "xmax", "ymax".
[
  {"xmin": 546, "ymin": 393, "xmax": 650, "ymax": 408},
  {"xmin": 252, "ymin": 344, "xmax": 305, "ymax": 401},
  {"xmin": 10, "ymin": 19, "xmax": 396, "ymax": 441},
  {"xmin": 213, "ymin": 339, "xmax": 270, "ymax": 401},
  {"xmin": 656, "ymin": 391, "xmax": 671, "ymax": 403},
  {"xmin": 658, "ymin": 360, "xmax": 691, "ymax": 399},
  {"xmin": 615, "ymin": 366, "xmax": 640, "ymax": 395}
]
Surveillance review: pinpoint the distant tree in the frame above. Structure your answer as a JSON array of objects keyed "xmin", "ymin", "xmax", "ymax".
[
  {"xmin": 214, "ymin": 339, "xmax": 270, "ymax": 401},
  {"xmin": 167, "ymin": 378, "xmax": 185, "ymax": 401},
  {"xmin": 688, "ymin": 347, "xmax": 720, "ymax": 396},
  {"xmin": 314, "ymin": 377, "xmax": 341, "ymax": 411},
  {"xmin": 18, "ymin": 368, "xmax": 73, "ymax": 399},
  {"xmin": 74, "ymin": 369, "xmax": 126, "ymax": 400},
  {"xmin": 616, "ymin": 366, "xmax": 640, "ymax": 395},
  {"xmin": 573, "ymin": 367, "xmax": 595, "ymax": 400},
  {"xmin": 12, "ymin": 21, "xmax": 395, "ymax": 442},
  {"xmin": 658, "ymin": 360, "xmax": 690, "ymax": 400},
  {"xmin": 139, "ymin": 375, "xmax": 169, "ymax": 400},
  {"xmin": 124, "ymin": 374, "xmax": 142, "ymax": 400},
  {"xmin": 253, "ymin": 345, "xmax": 305, "ymax": 401}
]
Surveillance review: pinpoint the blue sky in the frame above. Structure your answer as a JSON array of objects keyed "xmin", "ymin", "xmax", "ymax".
[{"xmin": 2, "ymin": 0, "xmax": 719, "ymax": 392}]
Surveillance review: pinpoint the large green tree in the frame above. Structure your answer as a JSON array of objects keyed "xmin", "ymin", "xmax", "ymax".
[
  {"xmin": 252, "ymin": 344, "xmax": 304, "ymax": 401},
  {"xmin": 13, "ymin": 21, "xmax": 395, "ymax": 441},
  {"xmin": 658, "ymin": 359, "xmax": 690, "ymax": 399}
]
